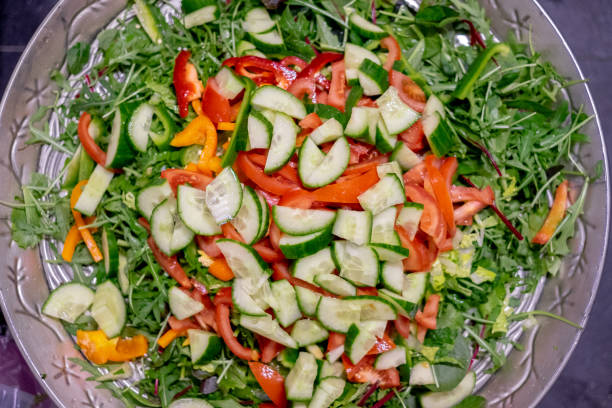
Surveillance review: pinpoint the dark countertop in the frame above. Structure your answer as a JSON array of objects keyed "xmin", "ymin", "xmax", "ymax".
[{"xmin": 1, "ymin": 1, "xmax": 610, "ymax": 407}]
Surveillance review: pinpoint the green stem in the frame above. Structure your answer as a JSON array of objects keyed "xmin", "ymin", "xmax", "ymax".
[{"xmin": 508, "ymin": 310, "xmax": 582, "ymax": 329}]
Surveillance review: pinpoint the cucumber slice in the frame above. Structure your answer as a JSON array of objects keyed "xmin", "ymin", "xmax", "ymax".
[
  {"xmin": 375, "ymin": 346, "xmax": 406, "ymax": 370},
  {"xmin": 239, "ymin": 314, "xmax": 297, "ymax": 348},
  {"xmin": 233, "ymin": 278, "xmax": 267, "ymax": 316},
  {"xmin": 184, "ymin": 5, "xmax": 219, "ymax": 29},
  {"xmin": 279, "ymin": 226, "xmax": 333, "ymax": 259},
  {"xmin": 345, "ymin": 322, "xmax": 378, "ymax": 364},
  {"xmin": 273, "ymin": 206, "xmax": 336, "ymax": 236},
  {"xmin": 345, "ymin": 43, "xmax": 380, "ymax": 84},
  {"xmin": 344, "ymin": 106, "xmax": 377, "ymax": 142},
  {"xmin": 236, "ymin": 40, "xmax": 266, "ymax": 58},
  {"xmin": 291, "ymin": 319, "xmax": 329, "ymax": 347},
  {"xmin": 188, "ymin": 329, "xmax": 222, "ymax": 364},
  {"xmin": 151, "ymin": 197, "xmax": 195, "ymax": 255},
  {"xmin": 298, "ymin": 137, "xmax": 350, "ymax": 188},
  {"xmin": 137, "ymin": 180, "xmax": 173, "ymax": 220},
  {"xmin": 215, "ymin": 239, "xmax": 269, "ymax": 280},
  {"xmin": 396, "ymin": 202, "xmax": 424, "ymax": 240},
  {"xmin": 332, "ymin": 209, "xmax": 372, "ymax": 246},
  {"xmin": 266, "ymin": 113, "xmax": 298, "ymax": 173},
  {"xmin": 314, "ymin": 274, "xmax": 356, "ymax": 297},
  {"xmin": 295, "ymin": 286, "xmax": 322, "ymax": 317},
  {"xmin": 62, "ymin": 146, "xmax": 83, "ymax": 190},
  {"xmin": 293, "ymin": 247, "xmax": 335, "ymax": 283},
  {"xmin": 255, "ymin": 190, "xmax": 270, "ymax": 243},
  {"xmin": 149, "ymin": 104, "xmax": 176, "ymax": 149},
  {"xmin": 378, "ymin": 289, "xmax": 417, "ymax": 317},
  {"xmin": 106, "ymin": 105, "xmax": 136, "ymax": 169},
  {"xmin": 422, "ymin": 94, "xmax": 455, "ymax": 157},
  {"xmin": 177, "ymin": 185, "xmax": 223, "ymax": 236},
  {"xmin": 344, "ymin": 295, "xmax": 397, "ymax": 321},
  {"xmin": 390, "ymin": 141, "xmax": 422, "ymax": 171},
  {"xmin": 358, "ymin": 59, "xmax": 389, "ymax": 96},
  {"xmin": 118, "ymin": 254, "xmax": 129, "ymax": 295},
  {"xmin": 205, "ymin": 167, "xmax": 243, "ymax": 224},
  {"xmin": 169, "ymin": 286, "xmax": 204, "ymax": 320},
  {"xmin": 251, "ymin": 85, "xmax": 307, "ymax": 120},
  {"xmin": 370, "ymin": 206, "xmax": 400, "ymax": 245},
  {"xmin": 91, "ymin": 281, "xmax": 126, "ymax": 338},
  {"xmin": 377, "ymin": 86, "xmax": 421, "ymax": 135},
  {"xmin": 250, "ymin": 30, "xmax": 285, "ymax": 54},
  {"xmin": 168, "ymin": 399, "xmax": 213, "ymax": 408},
  {"xmin": 318, "ymin": 360, "xmax": 345, "ymax": 380},
  {"xmin": 42, "ymin": 283, "xmax": 94, "ymax": 323},
  {"xmin": 358, "ymin": 174, "xmax": 405, "ymax": 215},
  {"xmin": 247, "ymin": 110, "xmax": 273, "ymax": 150},
  {"xmin": 348, "ymin": 12, "xmax": 387, "ymax": 39},
  {"xmin": 180, "ymin": 145, "xmax": 202, "ymax": 166},
  {"xmin": 371, "ymin": 243, "xmax": 411, "ymax": 262},
  {"xmin": 73, "ymin": 164, "xmax": 114, "ymax": 216},
  {"xmin": 270, "ymin": 279, "xmax": 301, "ymax": 327},
  {"xmin": 308, "ymin": 377, "xmax": 346, "ymax": 408},
  {"xmin": 102, "ymin": 226, "xmax": 119, "ymax": 276},
  {"xmin": 310, "ymin": 118, "xmax": 344, "ymax": 145},
  {"xmin": 419, "ymin": 372, "xmax": 476, "ymax": 408},
  {"xmin": 215, "ymin": 66, "xmax": 245, "ymax": 100},
  {"xmin": 375, "ymin": 119, "xmax": 397, "ymax": 153},
  {"xmin": 316, "ymin": 297, "xmax": 361, "ymax": 334},
  {"xmin": 377, "ymin": 161, "xmax": 403, "ymax": 183},
  {"xmin": 403, "ymin": 272, "xmax": 427, "ymax": 303},
  {"xmin": 230, "ymin": 186, "xmax": 262, "ymax": 244},
  {"xmin": 332, "ymin": 241, "xmax": 379, "ymax": 287},
  {"xmin": 244, "ymin": 7, "xmax": 275, "ymax": 34},
  {"xmin": 286, "ymin": 352, "xmax": 318, "ymax": 401},
  {"xmin": 381, "ymin": 261, "xmax": 404, "ymax": 294},
  {"xmin": 410, "ymin": 361, "xmax": 436, "ymax": 385},
  {"xmin": 133, "ymin": 0, "xmax": 162, "ymax": 44},
  {"xmin": 326, "ymin": 345, "xmax": 345, "ymax": 363},
  {"xmin": 127, "ymin": 102, "xmax": 154, "ymax": 152}
]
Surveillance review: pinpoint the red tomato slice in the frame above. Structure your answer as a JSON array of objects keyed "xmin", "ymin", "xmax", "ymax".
[
  {"xmin": 249, "ymin": 362, "xmax": 288, "ymax": 408},
  {"xmin": 327, "ymin": 332, "xmax": 346, "ymax": 352},
  {"xmin": 343, "ymin": 156, "xmax": 389, "ymax": 176},
  {"xmin": 257, "ymin": 335, "xmax": 285, "ymax": 364},
  {"xmin": 394, "ymin": 314, "xmax": 412, "ymax": 339},
  {"xmin": 454, "ymin": 201, "xmax": 488, "ymax": 226},
  {"xmin": 404, "ymin": 184, "xmax": 447, "ymax": 247},
  {"xmin": 380, "ymin": 36, "xmax": 401, "ymax": 72},
  {"xmin": 202, "ymin": 77, "xmax": 232, "ymax": 124},
  {"xmin": 168, "ymin": 316, "xmax": 199, "ymax": 332},
  {"xmin": 397, "ymin": 227, "xmax": 437, "ymax": 272},
  {"xmin": 311, "ymin": 168, "xmax": 379, "ymax": 204},
  {"xmin": 298, "ymin": 112, "xmax": 323, "ymax": 130},
  {"xmin": 221, "ymin": 223, "xmax": 244, "ymax": 242},
  {"xmin": 288, "ymin": 78, "xmax": 316, "ymax": 103},
  {"xmin": 366, "ymin": 333, "xmax": 395, "ymax": 355},
  {"xmin": 403, "ymin": 162, "xmax": 426, "ymax": 186},
  {"xmin": 278, "ymin": 188, "xmax": 315, "ymax": 209},
  {"xmin": 253, "ymin": 240, "xmax": 285, "ymax": 263},
  {"xmin": 161, "ymin": 169, "xmax": 213, "ymax": 194},
  {"xmin": 216, "ymin": 304, "xmax": 259, "ymax": 361},
  {"xmin": 195, "ymin": 235, "xmax": 222, "ymax": 258},
  {"xmin": 356, "ymin": 287, "xmax": 378, "ymax": 296},
  {"xmin": 389, "ymin": 70, "xmax": 426, "ymax": 113},
  {"xmin": 342, "ymin": 355, "xmax": 400, "ymax": 389},
  {"xmin": 328, "ymin": 60, "xmax": 347, "ymax": 111},
  {"xmin": 399, "ymin": 120, "xmax": 426, "ymax": 152},
  {"xmin": 449, "ymin": 185, "xmax": 494, "ymax": 204}
]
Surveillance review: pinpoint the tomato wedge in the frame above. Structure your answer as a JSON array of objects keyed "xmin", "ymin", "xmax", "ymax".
[
  {"xmin": 389, "ymin": 70, "xmax": 426, "ymax": 113},
  {"xmin": 425, "ymin": 155, "xmax": 455, "ymax": 236},
  {"xmin": 342, "ymin": 355, "xmax": 400, "ymax": 389},
  {"xmin": 196, "ymin": 235, "xmax": 222, "ymax": 258},
  {"xmin": 367, "ymin": 333, "xmax": 396, "ymax": 355},
  {"xmin": 311, "ymin": 168, "xmax": 379, "ymax": 204},
  {"xmin": 147, "ymin": 236, "xmax": 192, "ymax": 289},
  {"xmin": 249, "ymin": 362, "xmax": 288, "ymax": 408},
  {"xmin": 161, "ymin": 169, "xmax": 213, "ymax": 194},
  {"xmin": 257, "ymin": 334, "xmax": 286, "ymax": 363},
  {"xmin": 404, "ymin": 184, "xmax": 447, "ymax": 247},
  {"xmin": 454, "ymin": 201, "xmax": 489, "ymax": 226},
  {"xmin": 278, "ymin": 188, "xmax": 315, "ymax": 209},
  {"xmin": 394, "ymin": 314, "xmax": 412, "ymax": 339},
  {"xmin": 328, "ymin": 60, "xmax": 347, "ymax": 111},
  {"xmin": 380, "ymin": 36, "xmax": 401, "ymax": 72},
  {"xmin": 168, "ymin": 316, "xmax": 199, "ymax": 332},
  {"xmin": 253, "ymin": 240, "xmax": 285, "ymax": 262},
  {"xmin": 449, "ymin": 185, "xmax": 494, "ymax": 204},
  {"xmin": 327, "ymin": 332, "xmax": 346, "ymax": 352},
  {"xmin": 202, "ymin": 77, "xmax": 232, "ymax": 124},
  {"xmin": 397, "ymin": 227, "xmax": 437, "ymax": 272},
  {"xmin": 399, "ymin": 120, "xmax": 426, "ymax": 152},
  {"xmin": 216, "ymin": 303, "xmax": 259, "ymax": 360},
  {"xmin": 288, "ymin": 78, "xmax": 317, "ymax": 103}
]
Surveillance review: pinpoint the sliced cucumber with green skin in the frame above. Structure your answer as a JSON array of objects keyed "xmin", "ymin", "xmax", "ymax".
[
  {"xmin": 128, "ymin": 102, "xmax": 154, "ymax": 152},
  {"xmin": 403, "ymin": 272, "xmax": 427, "ymax": 303},
  {"xmin": 375, "ymin": 118, "xmax": 397, "ymax": 153},
  {"xmin": 233, "ymin": 278, "xmax": 267, "ymax": 316},
  {"xmin": 177, "ymin": 185, "xmax": 223, "ymax": 236},
  {"xmin": 215, "ymin": 66, "xmax": 245, "ymax": 100},
  {"xmin": 344, "ymin": 107, "xmax": 377, "ymax": 143},
  {"xmin": 344, "ymin": 295, "xmax": 397, "ymax": 321},
  {"xmin": 230, "ymin": 186, "xmax": 262, "ymax": 244},
  {"xmin": 133, "ymin": 0, "xmax": 162, "ymax": 44},
  {"xmin": 420, "ymin": 371, "xmax": 476, "ymax": 408},
  {"xmin": 377, "ymin": 86, "xmax": 421, "ymax": 135},
  {"xmin": 137, "ymin": 180, "xmax": 173, "ymax": 220},
  {"xmin": 221, "ymin": 77, "xmax": 255, "ymax": 167},
  {"xmin": 377, "ymin": 161, "xmax": 403, "ymax": 183},
  {"xmin": 270, "ymin": 279, "xmax": 301, "ymax": 327},
  {"xmin": 326, "ymin": 345, "xmax": 345, "ymax": 363},
  {"xmin": 244, "ymin": 7, "xmax": 276, "ymax": 34},
  {"xmin": 291, "ymin": 319, "xmax": 329, "ymax": 347},
  {"xmin": 310, "ymin": 118, "xmax": 344, "ymax": 145},
  {"xmin": 247, "ymin": 110, "xmax": 273, "ymax": 150},
  {"xmin": 299, "ymin": 137, "xmax": 350, "ymax": 188},
  {"xmin": 106, "ymin": 105, "xmax": 136, "ymax": 169},
  {"xmin": 332, "ymin": 241, "xmax": 379, "ymax": 287},
  {"xmin": 78, "ymin": 146, "xmax": 96, "ymax": 182},
  {"xmin": 286, "ymin": 352, "xmax": 318, "ymax": 401},
  {"xmin": 371, "ymin": 243, "xmax": 411, "ymax": 262},
  {"xmin": 102, "ymin": 226, "xmax": 119, "ymax": 277},
  {"xmin": 91, "ymin": 281, "xmax": 126, "ymax": 338},
  {"xmin": 62, "ymin": 146, "xmax": 83, "ymax": 190},
  {"xmin": 295, "ymin": 286, "xmax": 322, "ymax": 317},
  {"xmin": 378, "ymin": 289, "xmax": 416, "ymax": 317},
  {"xmin": 358, "ymin": 174, "xmax": 405, "ymax": 215},
  {"xmin": 293, "ymin": 247, "xmax": 335, "ymax": 283},
  {"xmin": 255, "ymin": 190, "xmax": 270, "ymax": 243},
  {"xmin": 236, "ymin": 40, "xmax": 266, "ymax": 57},
  {"xmin": 266, "ymin": 113, "xmax": 298, "ymax": 173},
  {"xmin": 345, "ymin": 43, "xmax": 380, "ymax": 85},
  {"xmin": 149, "ymin": 104, "xmax": 176, "ymax": 149},
  {"xmin": 184, "ymin": 5, "xmax": 219, "ymax": 29},
  {"xmin": 205, "ymin": 167, "xmax": 243, "ymax": 224},
  {"xmin": 316, "ymin": 297, "xmax": 361, "ymax": 334},
  {"xmin": 279, "ymin": 226, "xmax": 333, "ymax": 259},
  {"xmin": 73, "ymin": 164, "xmax": 114, "ymax": 216},
  {"xmin": 169, "ymin": 286, "xmax": 204, "ymax": 320},
  {"xmin": 180, "ymin": 145, "xmax": 202, "ymax": 166},
  {"xmin": 345, "ymin": 322, "xmax": 378, "ymax": 364},
  {"xmin": 216, "ymin": 239, "xmax": 269, "ymax": 280},
  {"xmin": 410, "ymin": 361, "xmax": 436, "ymax": 385},
  {"xmin": 396, "ymin": 202, "xmax": 424, "ymax": 240},
  {"xmin": 375, "ymin": 346, "xmax": 406, "ymax": 370},
  {"xmin": 358, "ymin": 58, "xmax": 389, "ymax": 96},
  {"xmin": 308, "ymin": 377, "xmax": 346, "ymax": 408},
  {"xmin": 390, "ymin": 141, "xmax": 422, "ymax": 171},
  {"xmin": 42, "ymin": 283, "xmax": 94, "ymax": 323},
  {"xmin": 250, "ymin": 30, "xmax": 285, "ymax": 54},
  {"xmin": 251, "ymin": 85, "xmax": 307, "ymax": 120},
  {"xmin": 318, "ymin": 360, "xmax": 345, "ymax": 380},
  {"xmin": 239, "ymin": 314, "xmax": 297, "ymax": 348},
  {"xmin": 348, "ymin": 12, "xmax": 388, "ymax": 39},
  {"xmin": 422, "ymin": 94, "xmax": 455, "ymax": 157},
  {"xmin": 370, "ymin": 206, "xmax": 400, "ymax": 245},
  {"xmin": 332, "ymin": 209, "xmax": 372, "ymax": 246},
  {"xmin": 273, "ymin": 206, "xmax": 336, "ymax": 236},
  {"xmin": 118, "ymin": 254, "xmax": 129, "ymax": 295},
  {"xmin": 314, "ymin": 274, "xmax": 356, "ymax": 297},
  {"xmin": 168, "ymin": 398, "xmax": 213, "ymax": 408},
  {"xmin": 381, "ymin": 261, "xmax": 404, "ymax": 294},
  {"xmin": 151, "ymin": 197, "xmax": 195, "ymax": 256},
  {"xmin": 188, "ymin": 329, "xmax": 222, "ymax": 364}
]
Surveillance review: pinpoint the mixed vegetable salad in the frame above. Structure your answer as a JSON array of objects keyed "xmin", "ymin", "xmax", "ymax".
[{"xmin": 9, "ymin": 0, "xmax": 598, "ymax": 407}]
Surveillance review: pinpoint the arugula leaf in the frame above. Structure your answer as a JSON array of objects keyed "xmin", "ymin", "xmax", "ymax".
[{"xmin": 67, "ymin": 42, "xmax": 91, "ymax": 75}]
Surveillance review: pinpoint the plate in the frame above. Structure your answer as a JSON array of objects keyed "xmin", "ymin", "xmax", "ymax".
[{"xmin": 0, "ymin": 0, "xmax": 608, "ymax": 407}]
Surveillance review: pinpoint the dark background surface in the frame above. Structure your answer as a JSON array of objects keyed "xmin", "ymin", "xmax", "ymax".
[{"xmin": 0, "ymin": 0, "xmax": 610, "ymax": 407}]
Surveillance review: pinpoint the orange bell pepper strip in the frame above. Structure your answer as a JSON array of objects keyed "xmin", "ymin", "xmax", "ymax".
[
  {"xmin": 208, "ymin": 258, "xmax": 235, "ymax": 281},
  {"xmin": 425, "ymin": 155, "xmax": 456, "ymax": 236},
  {"xmin": 158, "ymin": 329, "xmax": 184, "ymax": 348},
  {"xmin": 171, "ymin": 115, "xmax": 217, "ymax": 147},
  {"xmin": 217, "ymin": 122, "xmax": 236, "ymax": 131},
  {"xmin": 70, "ymin": 181, "xmax": 103, "ymax": 262},
  {"xmin": 62, "ymin": 216, "xmax": 97, "ymax": 262},
  {"xmin": 192, "ymin": 100, "xmax": 204, "ymax": 116},
  {"xmin": 76, "ymin": 330, "xmax": 148, "ymax": 365},
  {"xmin": 532, "ymin": 180, "xmax": 569, "ymax": 244}
]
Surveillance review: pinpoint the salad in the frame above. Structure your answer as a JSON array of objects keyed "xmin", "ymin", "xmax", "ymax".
[{"xmin": 9, "ymin": 0, "xmax": 597, "ymax": 407}]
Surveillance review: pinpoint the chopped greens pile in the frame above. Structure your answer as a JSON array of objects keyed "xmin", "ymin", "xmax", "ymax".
[{"xmin": 7, "ymin": 0, "xmax": 597, "ymax": 407}]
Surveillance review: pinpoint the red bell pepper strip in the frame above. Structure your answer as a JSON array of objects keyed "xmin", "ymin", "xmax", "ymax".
[
  {"xmin": 296, "ymin": 52, "xmax": 343, "ymax": 80},
  {"xmin": 216, "ymin": 303, "xmax": 260, "ymax": 361},
  {"xmin": 440, "ymin": 156, "xmax": 458, "ymax": 187},
  {"xmin": 161, "ymin": 169, "xmax": 213, "ymax": 195},
  {"xmin": 249, "ymin": 362, "xmax": 288, "ymax": 408},
  {"xmin": 380, "ymin": 36, "xmax": 401, "ymax": 72},
  {"xmin": 311, "ymin": 168, "xmax": 379, "ymax": 204},
  {"xmin": 224, "ymin": 56, "xmax": 297, "ymax": 89},
  {"xmin": 77, "ymin": 112, "xmax": 118, "ymax": 171},
  {"xmin": 253, "ymin": 240, "xmax": 285, "ymax": 263},
  {"xmin": 425, "ymin": 155, "xmax": 456, "ymax": 236},
  {"xmin": 247, "ymin": 152, "xmax": 300, "ymax": 184},
  {"xmin": 298, "ymin": 112, "xmax": 323, "ymax": 130},
  {"xmin": 328, "ymin": 60, "xmax": 348, "ymax": 111},
  {"xmin": 236, "ymin": 152, "xmax": 301, "ymax": 195},
  {"xmin": 532, "ymin": 180, "xmax": 569, "ymax": 244},
  {"xmin": 147, "ymin": 236, "xmax": 192, "ymax": 289},
  {"xmin": 271, "ymin": 262, "xmax": 333, "ymax": 296},
  {"xmin": 288, "ymin": 78, "xmax": 317, "ymax": 103},
  {"xmin": 257, "ymin": 334, "xmax": 285, "ymax": 363},
  {"xmin": 280, "ymin": 56, "xmax": 308, "ymax": 70},
  {"xmin": 213, "ymin": 287, "xmax": 233, "ymax": 306},
  {"xmin": 173, "ymin": 50, "xmax": 204, "ymax": 118}
]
